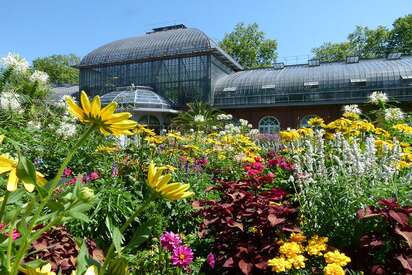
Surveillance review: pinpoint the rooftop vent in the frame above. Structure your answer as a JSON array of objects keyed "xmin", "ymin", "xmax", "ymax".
[
  {"xmin": 262, "ymin": 84, "xmax": 277, "ymax": 89},
  {"xmin": 304, "ymin": 81, "xmax": 319, "ymax": 88},
  {"xmin": 346, "ymin": 56, "xmax": 359, "ymax": 64},
  {"xmin": 308, "ymin": 59, "xmax": 320, "ymax": 67},
  {"xmin": 387, "ymin": 52, "xmax": 402, "ymax": 60},
  {"xmin": 148, "ymin": 24, "xmax": 187, "ymax": 33},
  {"xmin": 223, "ymin": 87, "xmax": 237, "ymax": 92},
  {"xmin": 273, "ymin": 62, "xmax": 285, "ymax": 70}
]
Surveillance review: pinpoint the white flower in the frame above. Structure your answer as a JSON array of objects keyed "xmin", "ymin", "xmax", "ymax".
[
  {"xmin": 343, "ymin": 104, "xmax": 362, "ymax": 115},
  {"xmin": 30, "ymin": 70, "xmax": 49, "ymax": 83},
  {"xmin": 0, "ymin": 92, "xmax": 22, "ymax": 111},
  {"xmin": 1, "ymin": 52, "xmax": 29, "ymax": 73},
  {"xmin": 194, "ymin": 114, "xmax": 205, "ymax": 123},
  {"xmin": 54, "ymin": 100, "xmax": 66, "ymax": 109},
  {"xmin": 27, "ymin": 121, "xmax": 41, "ymax": 130},
  {"xmin": 212, "ymin": 126, "xmax": 217, "ymax": 130},
  {"xmin": 249, "ymin": 129, "xmax": 260, "ymax": 135},
  {"xmin": 189, "ymin": 128, "xmax": 194, "ymax": 133},
  {"xmin": 239, "ymin": 119, "xmax": 249, "ymax": 127},
  {"xmin": 369, "ymin": 91, "xmax": 388, "ymax": 104},
  {"xmin": 227, "ymin": 114, "xmax": 233, "ymax": 120},
  {"xmin": 384, "ymin": 108, "xmax": 404, "ymax": 122},
  {"xmin": 247, "ymin": 124, "xmax": 253, "ymax": 128},
  {"xmin": 56, "ymin": 122, "xmax": 77, "ymax": 139}
]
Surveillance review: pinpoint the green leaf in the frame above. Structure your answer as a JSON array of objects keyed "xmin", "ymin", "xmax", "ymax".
[
  {"xmin": 112, "ymin": 226, "xmax": 124, "ymax": 255},
  {"xmin": 16, "ymin": 220, "xmax": 29, "ymax": 238},
  {"xmin": 108, "ymin": 256, "xmax": 129, "ymax": 275},
  {"xmin": 67, "ymin": 210, "xmax": 90, "ymax": 222},
  {"xmin": 16, "ymin": 154, "xmax": 37, "ymax": 186},
  {"xmin": 125, "ymin": 220, "xmax": 153, "ymax": 251}
]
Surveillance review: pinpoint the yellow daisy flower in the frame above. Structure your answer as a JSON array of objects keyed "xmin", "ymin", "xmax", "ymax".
[
  {"xmin": 22, "ymin": 263, "xmax": 56, "ymax": 275},
  {"xmin": 0, "ymin": 154, "xmax": 46, "ymax": 192},
  {"xmin": 65, "ymin": 91, "xmax": 137, "ymax": 136},
  {"xmin": 147, "ymin": 162, "xmax": 194, "ymax": 201}
]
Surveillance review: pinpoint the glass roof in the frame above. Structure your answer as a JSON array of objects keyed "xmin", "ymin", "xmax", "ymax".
[
  {"xmin": 214, "ymin": 56, "xmax": 412, "ymax": 107},
  {"xmin": 100, "ymin": 86, "xmax": 177, "ymax": 113},
  {"xmin": 79, "ymin": 26, "xmax": 242, "ymax": 71}
]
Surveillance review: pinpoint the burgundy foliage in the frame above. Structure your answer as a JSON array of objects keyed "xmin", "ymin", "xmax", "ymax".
[
  {"xmin": 356, "ymin": 198, "xmax": 412, "ymax": 274},
  {"xmin": 25, "ymin": 226, "xmax": 104, "ymax": 274},
  {"xmin": 194, "ymin": 178, "xmax": 297, "ymax": 275}
]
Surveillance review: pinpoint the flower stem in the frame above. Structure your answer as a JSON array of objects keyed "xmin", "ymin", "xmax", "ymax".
[
  {"xmin": 101, "ymin": 193, "xmax": 156, "ymax": 274},
  {"xmin": 10, "ymin": 125, "xmax": 95, "ymax": 275},
  {"xmin": 0, "ymin": 192, "xmax": 9, "ymax": 223}
]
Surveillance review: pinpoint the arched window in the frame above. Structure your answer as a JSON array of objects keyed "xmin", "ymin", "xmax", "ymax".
[
  {"xmin": 139, "ymin": 115, "xmax": 161, "ymax": 132},
  {"xmin": 259, "ymin": 116, "xmax": 280, "ymax": 134},
  {"xmin": 300, "ymin": 115, "xmax": 316, "ymax": 128}
]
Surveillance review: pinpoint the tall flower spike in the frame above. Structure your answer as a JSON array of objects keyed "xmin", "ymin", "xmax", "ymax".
[
  {"xmin": 0, "ymin": 154, "xmax": 46, "ymax": 192},
  {"xmin": 65, "ymin": 91, "xmax": 137, "ymax": 136},
  {"xmin": 147, "ymin": 162, "xmax": 194, "ymax": 200}
]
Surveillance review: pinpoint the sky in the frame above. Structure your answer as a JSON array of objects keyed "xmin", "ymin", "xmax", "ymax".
[{"xmin": 1, "ymin": 0, "xmax": 412, "ymax": 64}]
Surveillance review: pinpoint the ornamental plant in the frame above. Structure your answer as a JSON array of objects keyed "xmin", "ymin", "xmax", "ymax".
[
  {"xmin": 194, "ymin": 177, "xmax": 297, "ymax": 275},
  {"xmin": 355, "ymin": 198, "xmax": 412, "ymax": 274},
  {"xmin": 0, "ymin": 91, "xmax": 194, "ymax": 274}
]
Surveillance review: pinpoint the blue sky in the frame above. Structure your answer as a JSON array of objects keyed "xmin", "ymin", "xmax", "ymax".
[{"xmin": 1, "ymin": 0, "xmax": 411, "ymax": 63}]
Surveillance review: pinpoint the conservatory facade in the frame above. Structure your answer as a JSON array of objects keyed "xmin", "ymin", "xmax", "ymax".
[{"xmin": 78, "ymin": 24, "xmax": 412, "ymax": 131}]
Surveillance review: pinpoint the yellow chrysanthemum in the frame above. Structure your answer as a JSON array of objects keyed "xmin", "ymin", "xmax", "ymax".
[
  {"xmin": 23, "ymin": 263, "xmax": 56, "ymax": 275},
  {"xmin": 65, "ymin": 91, "xmax": 137, "ymax": 136},
  {"xmin": 290, "ymin": 232, "xmax": 306, "ymax": 243},
  {"xmin": 297, "ymin": 128, "xmax": 314, "ymax": 137},
  {"xmin": 393, "ymin": 123, "xmax": 412, "ymax": 135},
  {"xmin": 279, "ymin": 241, "xmax": 302, "ymax": 258},
  {"xmin": 324, "ymin": 250, "xmax": 351, "ymax": 267},
  {"xmin": 267, "ymin": 257, "xmax": 292, "ymax": 272},
  {"xmin": 307, "ymin": 117, "xmax": 325, "ymax": 127},
  {"xmin": 288, "ymin": 254, "xmax": 306, "ymax": 269},
  {"xmin": 324, "ymin": 263, "xmax": 345, "ymax": 275},
  {"xmin": 0, "ymin": 154, "xmax": 46, "ymax": 192},
  {"xmin": 279, "ymin": 130, "xmax": 300, "ymax": 142},
  {"xmin": 306, "ymin": 235, "xmax": 328, "ymax": 256},
  {"xmin": 342, "ymin": 112, "xmax": 360, "ymax": 120},
  {"xmin": 147, "ymin": 162, "xmax": 194, "ymax": 200}
]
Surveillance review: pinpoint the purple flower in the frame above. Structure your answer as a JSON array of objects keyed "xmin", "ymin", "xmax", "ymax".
[
  {"xmin": 171, "ymin": 245, "xmax": 194, "ymax": 268},
  {"xmin": 160, "ymin": 231, "xmax": 182, "ymax": 252},
  {"xmin": 207, "ymin": 253, "xmax": 215, "ymax": 269}
]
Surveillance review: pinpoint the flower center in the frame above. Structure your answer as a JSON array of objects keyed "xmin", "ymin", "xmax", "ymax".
[{"xmin": 179, "ymin": 254, "xmax": 186, "ymax": 260}]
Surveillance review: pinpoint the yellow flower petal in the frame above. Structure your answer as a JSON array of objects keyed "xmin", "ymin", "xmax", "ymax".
[
  {"xmin": 90, "ymin": 96, "xmax": 101, "ymax": 117},
  {"xmin": 7, "ymin": 169, "xmax": 18, "ymax": 192},
  {"xmin": 80, "ymin": 91, "xmax": 91, "ymax": 115}
]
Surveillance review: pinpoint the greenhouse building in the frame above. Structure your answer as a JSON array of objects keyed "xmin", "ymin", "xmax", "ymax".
[{"xmin": 77, "ymin": 24, "xmax": 412, "ymax": 132}]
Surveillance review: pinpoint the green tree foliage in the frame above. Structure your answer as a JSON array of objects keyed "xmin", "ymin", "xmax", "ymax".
[
  {"xmin": 219, "ymin": 23, "xmax": 278, "ymax": 68},
  {"xmin": 32, "ymin": 54, "xmax": 80, "ymax": 85},
  {"xmin": 388, "ymin": 14, "xmax": 412, "ymax": 54},
  {"xmin": 312, "ymin": 14, "xmax": 412, "ymax": 61}
]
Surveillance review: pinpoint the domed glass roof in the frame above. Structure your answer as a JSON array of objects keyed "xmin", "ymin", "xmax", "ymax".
[
  {"xmin": 100, "ymin": 86, "xmax": 178, "ymax": 113},
  {"xmin": 79, "ymin": 25, "xmax": 242, "ymax": 71}
]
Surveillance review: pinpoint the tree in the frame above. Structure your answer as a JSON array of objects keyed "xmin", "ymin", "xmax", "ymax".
[
  {"xmin": 388, "ymin": 14, "xmax": 412, "ymax": 54},
  {"xmin": 219, "ymin": 23, "xmax": 278, "ymax": 68},
  {"xmin": 312, "ymin": 42, "xmax": 353, "ymax": 62},
  {"xmin": 32, "ymin": 54, "xmax": 80, "ymax": 85},
  {"xmin": 312, "ymin": 26, "xmax": 390, "ymax": 62}
]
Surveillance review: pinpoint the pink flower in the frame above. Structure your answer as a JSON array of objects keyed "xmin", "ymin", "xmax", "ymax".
[
  {"xmin": 171, "ymin": 245, "xmax": 194, "ymax": 268},
  {"xmin": 11, "ymin": 229, "xmax": 21, "ymax": 240},
  {"xmin": 160, "ymin": 231, "xmax": 182, "ymax": 252},
  {"xmin": 63, "ymin": 167, "xmax": 73, "ymax": 177},
  {"xmin": 207, "ymin": 253, "xmax": 215, "ymax": 269},
  {"xmin": 89, "ymin": 171, "xmax": 99, "ymax": 181}
]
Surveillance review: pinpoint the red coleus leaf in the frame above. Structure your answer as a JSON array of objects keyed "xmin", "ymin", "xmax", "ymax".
[
  {"xmin": 357, "ymin": 207, "xmax": 380, "ymax": 219},
  {"xmin": 223, "ymin": 257, "xmax": 234, "ymax": 267},
  {"xmin": 255, "ymin": 261, "xmax": 267, "ymax": 270},
  {"xmin": 395, "ymin": 254, "xmax": 412, "ymax": 272},
  {"xmin": 268, "ymin": 214, "xmax": 285, "ymax": 227},
  {"xmin": 238, "ymin": 259, "xmax": 253, "ymax": 275},
  {"xmin": 388, "ymin": 210, "xmax": 410, "ymax": 226},
  {"xmin": 394, "ymin": 226, "xmax": 412, "ymax": 248},
  {"xmin": 378, "ymin": 198, "xmax": 399, "ymax": 208}
]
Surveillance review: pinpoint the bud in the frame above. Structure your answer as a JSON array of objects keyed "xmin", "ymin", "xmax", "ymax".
[{"xmin": 79, "ymin": 187, "xmax": 94, "ymax": 202}]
